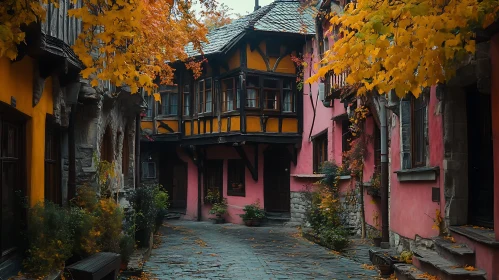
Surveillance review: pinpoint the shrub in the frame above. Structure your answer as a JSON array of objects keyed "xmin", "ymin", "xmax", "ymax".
[
  {"xmin": 71, "ymin": 186, "xmax": 123, "ymax": 256},
  {"xmin": 319, "ymin": 227, "xmax": 350, "ymax": 251},
  {"xmin": 209, "ymin": 198, "xmax": 228, "ymax": 216},
  {"xmin": 154, "ymin": 187, "xmax": 170, "ymax": 211},
  {"xmin": 128, "ymin": 184, "xmax": 159, "ymax": 247},
  {"xmin": 205, "ymin": 188, "xmax": 220, "ymax": 204},
  {"xmin": 23, "ymin": 202, "xmax": 73, "ymax": 277},
  {"xmin": 119, "ymin": 234, "xmax": 135, "ymax": 264},
  {"xmin": 240, "ymin": 203, "xmax": 265, "ymax": 220}
]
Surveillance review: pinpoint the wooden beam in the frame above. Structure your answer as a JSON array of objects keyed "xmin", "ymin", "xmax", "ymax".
[{"xmin": 234, "ymin": 144, "xmax": 258, "ymax": 181}]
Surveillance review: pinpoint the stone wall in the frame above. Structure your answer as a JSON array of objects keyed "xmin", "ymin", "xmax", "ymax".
[
  {"xmin": 389, "ymin": 231, "xmax": 435, "ymax": 253},
  {"xmin": 290, "ymin": 191, "xmax": 310, "ymax": 224},
  {"xmin": 70, "ymin": 91, "xmax": 139, "ymax": 201},
  {"xmin": 339, "ymin": 186, "xmax": 362, "ymax": 236}
]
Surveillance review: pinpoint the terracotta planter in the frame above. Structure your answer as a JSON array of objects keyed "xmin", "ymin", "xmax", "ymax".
[
  {"xmin": 214, "ymin": 216, "xmax": 225, "ymax": 224},
  {"xmin": 373, "ymin": 237, "xmax": 382, "ymax": 247},
  {"xmin": 377, "ymin": 264, "xmax": 392, "ymax": 277},
  {"xmin": 244, "ymin": 219, "xmax": 261, "ymax": 227}
]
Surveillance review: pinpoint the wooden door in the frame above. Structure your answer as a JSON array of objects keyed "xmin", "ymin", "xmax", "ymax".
[
  {"xmin": 172, "ymin": 163, "xmax": 187, "ymax": 208},
  {"xmin": 264, "ymin": 147, "xmax": 290, "ymax": 212},
  {"xmin": 467, "ymin": 88, "xmax": 494, "ymax": 228}
]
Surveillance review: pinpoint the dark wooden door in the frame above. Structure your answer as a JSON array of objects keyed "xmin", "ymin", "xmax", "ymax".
[
  {"xmin": 264, "ymin": 147, "xmax": 290, "ymax": 212},
  {"xmin": 172, "ymin": 163, "xmax": 187, "ymax": 208},
  {"xmin": 467, "ymin": 88, "xmax": 494, "ymax": 228}
]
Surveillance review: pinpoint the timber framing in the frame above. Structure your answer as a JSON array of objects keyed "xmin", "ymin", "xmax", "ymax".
[{"xmin": 233, "ymin": 143, "xmax": 259, "ymax": 181}]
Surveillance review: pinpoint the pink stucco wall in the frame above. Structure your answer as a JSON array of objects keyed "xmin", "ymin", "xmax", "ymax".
[
  {"xmin": 389, "ymin": 86, "xmax": 444, "ymax": 239},
  {"xmin": 183, "ymin": 145, "xmax": 265, "ymax": 224}
]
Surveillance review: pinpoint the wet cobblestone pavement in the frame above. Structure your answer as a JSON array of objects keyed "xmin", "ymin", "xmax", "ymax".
[{"xmin": 142, "ymin": 220, "xmax": 379, "ymax": 280}]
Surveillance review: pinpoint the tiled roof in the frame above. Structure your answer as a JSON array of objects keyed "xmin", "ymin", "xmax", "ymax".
[{"xmin": 186, "ymin": 0, "xmax": 315, "ymax": 57}]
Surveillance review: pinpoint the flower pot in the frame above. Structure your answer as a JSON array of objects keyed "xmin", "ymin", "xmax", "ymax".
[
  {"xmin": 135, "ymin": 229, "xmax": 152, "ymax": 247},
  {"xmin": 120, "ymin": 261, "xmax": 128, "ymax": 271},
  {"xmin": 377, "ymin": 264, "xmax": 392, "ymax": 277},
  {"xmin": 244, "ymin": 219, "xmax": 261, "ymax": 227},
  {"xmin": 214, "ymin": 217, "xmax": 225, "ymax": 224},
  {"xmin": 373, "ymin": 237, "xmax": 382, "ymax": 247}
]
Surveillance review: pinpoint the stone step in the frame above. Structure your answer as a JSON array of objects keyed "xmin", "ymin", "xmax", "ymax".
[
  {"xmin": 413, "ymin": 248, "xmax": 486, "ymax": 280},
  {"xmin": 433, "ymin": 237, "xmax": 476, "ymax": 267},
  {"xmin": 165, "ymin": 213, "xmax": 182, "ymax": 220},
  {"xmin": 393, "ymin": 263, "xmax": 428, "ymax": 280},
  {"xmin": 264, "ymin": 216, "xmax": 291, "ymax": 226}
]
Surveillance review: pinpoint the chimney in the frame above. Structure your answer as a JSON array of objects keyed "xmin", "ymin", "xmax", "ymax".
[{"xmin": 254, "ymin": 0, "xmax": 261, "ymax": 11}]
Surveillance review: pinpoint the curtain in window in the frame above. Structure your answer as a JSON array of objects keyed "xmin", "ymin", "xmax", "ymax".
[{"xmin": 247, "ymin": 89, "xmax": 257, "ymax": 108}]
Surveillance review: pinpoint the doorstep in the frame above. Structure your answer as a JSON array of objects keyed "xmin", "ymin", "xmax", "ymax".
[{"xmin": 449, "ymin": 226, "xmax": 499, "ymax": 248}]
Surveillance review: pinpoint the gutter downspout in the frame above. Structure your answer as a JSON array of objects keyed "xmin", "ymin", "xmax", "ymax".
[
  {"xmin": 135, "ymin": 113, "xmax": 141, "ymax": 189},
  {"xmin": 379, "ymin": 94, "xmax": 389, "ymax": 244}
]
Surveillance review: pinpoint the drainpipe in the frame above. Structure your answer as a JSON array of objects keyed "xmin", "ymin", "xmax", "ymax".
[
  {"xmin": 379, "ymin": 94, "xmax": 389, "ymax": 244},
  {"xmin": 135, "ymin": 113, "xmax": 141, "ymax": 189},
  {"xmin": 68, "ymin": 104, "xmax": 76, "ymax": 202},
  {"xmin": 254, "ymin": 0, "xmax": 260, "ymax": 11}
]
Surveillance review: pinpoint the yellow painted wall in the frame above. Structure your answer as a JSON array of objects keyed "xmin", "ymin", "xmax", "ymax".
[
  {"xmin": 212, "ymin": 119, "xmax": 219, "ymax": 133},
  {"xmin": 193, "ymin": 120, "xmax": 198, "ymax": 135},
  {"xmin": 199, "ymin": 121, "xmax": 205, "ymax": 134},
  {"xmin": 230, "ymin": 116, "xmax": 240, "ymax": 131},
  {"xmin": 246, "ymin": 116, "xmax": 261, "ymax": 133},
  {"xmin": 282, "ymin": 118, "xmax": 298, "ymax": 133},
  {"xmin": 0, "ymin": 57, "xmax": 54, "ymax": 205},
  {"xmin": 157, "ymin": 120, "xmax": 178, "ymax": 134},
  {"xmin": 266, "ymin": 118, "xmax": 279, "ymax": 132},
  {"xmin": 228, "ymin": 49, "xmax": 241, "ymax": 70},
  {"xmin": 247, "ymin": 43, "xmax": 268, "ymax": 71},
  {"xmin": 184, "ymin": 121, "xmax": 192, "ymax": 136},
  {"xmin": 205, "ymin": 120, "xmax": 211, "ymax": 134},
  {"xmin": 270, "ymin": 55, "xmax": 296, "ymax": 74},
  {"xmin": 141, "ymin": 120, "xmax": 154, "ymax": 130},
  {"xmin": 221, "ymin": 118, "xmax": 228, "ymax": 132}
]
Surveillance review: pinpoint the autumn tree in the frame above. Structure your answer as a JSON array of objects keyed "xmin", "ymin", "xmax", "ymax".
[
  {"xmin": 202, "ymin": 3, "xmax": 233, "ymax": 31},
  {"xmin": 0, "ymin": 0, "xmax": 57, "ymax": 60},
  {"xmin": 307, "ymin": 0, "xmax": 499, "ymax": 97},
  {"xmin": 1, "ymin": 0, "xmax": 217, "ymax": 96}
]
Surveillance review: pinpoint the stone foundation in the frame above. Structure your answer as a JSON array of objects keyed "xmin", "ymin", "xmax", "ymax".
[
  {"xmin": 339, "ymin": 187, "xmax": 362, "ymax": 236},
  {"xmin": 290, "ymin": 191, "xmax": 311, "ymax": 224},
  {"xmin": 389, "ymin": 231, "xmax": 435, "ymax": 253}
]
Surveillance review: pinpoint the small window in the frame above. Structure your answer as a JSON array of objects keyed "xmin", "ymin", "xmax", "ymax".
[
  {"xmin": 313, "ymin": 132, "xmax": 328, "ymax": 173},
  {"xmin": 263, "ymin": 79, "xmax": 279, "ymax": 110},
  {"xmin": 204, "ymin": 160, "xmax": 223, "ymax": 202},
  {"xmin": 246, "ymin": 76, "xmax": 260, "ymax": 108},
  {"xmin": 183, "ymin": 84, "xmax": 191, "ymax": 116},
  {"xmin": 145, "ymin": 95, "xmax": 153, "ymax": 118},
  {"xmin": 283, "ymin": 80, "xmax": 294, "ymax": 112},
  {"xmin": 267, "ymin": 41, "xmax": 281, "ymax": 57},
  {"xmin": 412, "ymin": 95, "xmax": 427, "ymax": 167},
  {"xmin": 222, "ymin": 78, "xmax": 236, "ymax": 112},
  {"xmin": 142, "ymin": 162, "xmax": 156, "ymax": 179},
  {"xmin": 158, "ymin": 85, "xmax": 178, "ymax": 116},
  {"xmin": 197, "ymin": 78, "xmax": 213, "ymax": 113},
  {"xmin": 227, "ymin": 159, "xmax": 245, "ymax": 196}
]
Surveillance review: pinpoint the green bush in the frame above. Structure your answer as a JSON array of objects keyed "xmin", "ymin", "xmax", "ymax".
[
  {"xmin": 154, "ymin": 187, "xmax": 170, "ymax": 211},
  {"xmin": 119, "ymin": 234, "xmax": 135, "ymax": 263},
  {"xmin": 319, "ymin": 227, "xmax": 350, "ymax": 251},
  {"xmin": 240, "ymin": 203, "xmax": 265, "ymax": 220},
  {"xmin": 23, "ymin": 202, "xmax": 74, "ymax": 277},
  {"xmin": 209, "ymin": 198, "xmax": 228, "ymax": 216},
  {"xmin": 128, "ymin": 184, "xmax": 162, "ymax": 246}
]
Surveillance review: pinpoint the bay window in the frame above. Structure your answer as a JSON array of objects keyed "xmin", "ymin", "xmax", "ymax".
[
  {"xmin": 246, "ymin": 76, "xmax": 259, "ymax": 108},
  {"xmin": 263, "ymin": 79, "xmax": 279, "ymax": 110},
  {"xmin": 158, "ymin": 85, "xmax": 178, "ymax": 116},
  {"xmin": 283, "ymin": 79, "xmax": 294, "ymax": 112},
  {"xmin": 183, "ymin": 84, "xmax": 191, "ymax": 116},
  {"xmin": 222, "ymin": 78, "xmax": 237, "ymax": 112},
  {"xmin": 197, "ymin": 78, "xmax": 213, "ymax": 113}
]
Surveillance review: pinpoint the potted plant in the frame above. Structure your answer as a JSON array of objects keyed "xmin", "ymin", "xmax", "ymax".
[
  {"xmin": 209, "ymin": 198, "xmax": 228, "ymax": 224},
  {"xmin": 239, "ymin": 203, "xmax": 265, "ymax": 226},
  {"xmin": 366, "ymin": 173, "xmax": 381, "ymax": 197},
  {"xmin": 205, "ymin": 188, "xmax": 220, "ymax": 204},
  {"xmin": 153, "ymin": 186, "xmax": 170, "ymax": 232}
]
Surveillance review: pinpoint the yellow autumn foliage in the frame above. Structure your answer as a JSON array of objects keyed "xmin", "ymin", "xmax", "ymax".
[{"xmin": 307, "ymin": 0, "xmax": 499, "ymax": 98}]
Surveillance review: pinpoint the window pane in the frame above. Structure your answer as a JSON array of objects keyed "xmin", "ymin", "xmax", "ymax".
[
  {"xmin": 263, "ymin": 79, "xmax": 278, "ymax": 88},
  {"xmin": 183, "ymin": 85, "xmax": 190, "ymax": 116},
  {"xmin": 222, "ymin": 79, "xmax": 234, "ymax": 112},
  {"xmin": 161, "ymin": 94, "xmax": 169, "ymax": 114},
  {"xmin": 205, "ymin": 90, "xmax": 212, "ymax": 113},
  {"xmin": 171, "ymin": 93, "xmax": 178, "ymax": 115},
  {"xmin": 227, "ymin": 159, "xmax": 245, "ymax": 196},
  {"xmin": 283, "ymin": 80, "xmax": 292, "ymax": 89},
  {"xmin": 264, "ymin": 90, "xmax": 278, "ymax": 110},
  {"xmin": 247, "ymin": 89, "xmax": 258, "ymax": 108},
  {"xmin": 247, "ymin": 76, "xmax": 259, "ymax": 87},
  {"xmin": 283, "ymin": 90, "xmax": 293, "ymax": 112}
]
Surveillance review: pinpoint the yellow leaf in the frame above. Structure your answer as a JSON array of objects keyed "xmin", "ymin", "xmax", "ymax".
[
  {"xmin": 153, "ymin": 93, "xmax": 161, "ymax": 102},
  {"xmin": 91, "ymin": 79, "xmax": 99, "ymax": 87}
]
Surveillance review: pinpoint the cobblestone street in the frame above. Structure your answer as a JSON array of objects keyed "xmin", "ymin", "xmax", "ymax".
[{"xmin": 143, "ymin": 220, "xmax": 379, "ymax": 280}]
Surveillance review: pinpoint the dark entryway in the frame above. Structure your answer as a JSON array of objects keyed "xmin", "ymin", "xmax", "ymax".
[
  {"xmin": 159, "ymin": 149, "xmax": 188, "ymax": 210},
  {"xmin": 467, "ymin": 86, "xmax": 494, "ymax": 228},
  {"xmin": 264, "ymin": 146, "xmax": 291, "ymax": 212}
]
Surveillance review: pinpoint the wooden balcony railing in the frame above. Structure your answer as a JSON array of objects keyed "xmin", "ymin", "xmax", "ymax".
[{"xmin": 325, "ymin": 70, "xmax": 350, "ymax": 100}]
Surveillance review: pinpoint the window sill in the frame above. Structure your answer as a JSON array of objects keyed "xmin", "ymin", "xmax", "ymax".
[
  {"xmin": 156, "ymin": 115, "xmax": 178, "ymax": 120},
  {"xmin": 394, "ymin": 166, "xmax": 439, "ymax": 182},
  {"xmin": 227, "ymin": 192, "xmax": 245, "ymax": 197},
  {"xmin": 291, "ymin": 174, "xmax": 325, "ymax": 178}
]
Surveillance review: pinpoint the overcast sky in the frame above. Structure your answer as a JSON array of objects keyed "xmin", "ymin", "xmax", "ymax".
[{"xmin": 195, "ymin": 0, "xmax": 274, "ymax": 18}]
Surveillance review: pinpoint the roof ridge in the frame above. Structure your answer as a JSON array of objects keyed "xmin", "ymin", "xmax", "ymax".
[{"xmin": 247, "ymin": 2, "xmax": 277, "ymax": 30}]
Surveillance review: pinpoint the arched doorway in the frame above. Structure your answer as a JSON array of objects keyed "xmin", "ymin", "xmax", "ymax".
[{"xmin": 100, "ymin": 125, "xmax": 114, "ymax": 163}]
